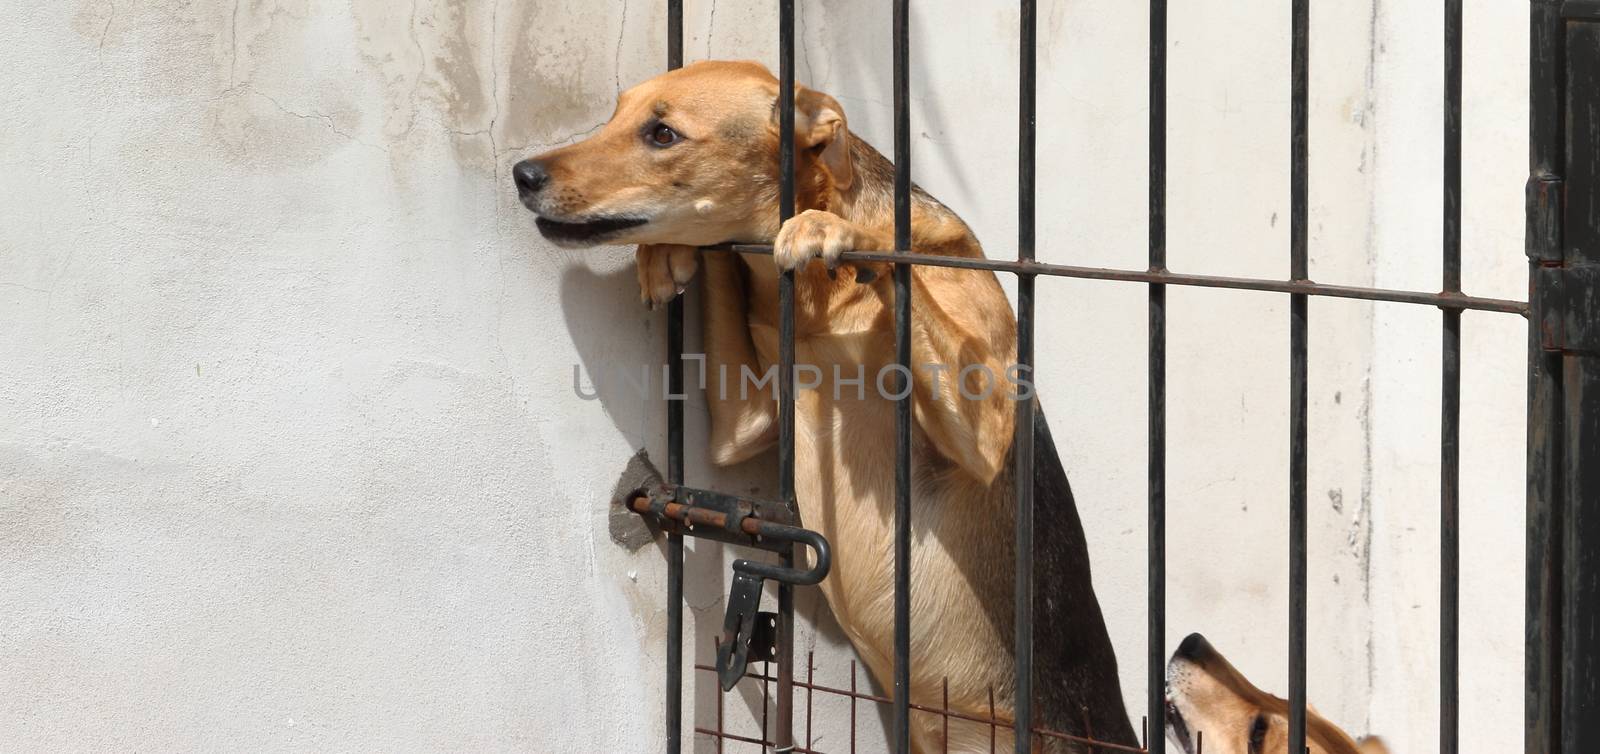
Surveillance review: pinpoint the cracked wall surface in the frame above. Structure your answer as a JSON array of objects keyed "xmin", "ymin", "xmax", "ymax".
[{"xmin": 3, "ymin": 1, "xmax": 1525, "ymax": 751}]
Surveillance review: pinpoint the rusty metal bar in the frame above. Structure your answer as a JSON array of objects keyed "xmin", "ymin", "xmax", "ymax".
[
  {"xmin": 717, "ymin": 637, "xmax": 726, "ymax": 754},
  {"xmin": 626, "ymin": 490, "xmax": 830, "ymax": 585},
  {"xmin": 691, "ymin": 727, "xmax": 824, "ymax": 754},
  {"xmin": 807, "ymin": 652, "xmax": 815, "ymax": 752},
  {"xmin": 851, "ymin": 661, "xmax": 859, "ymax": 754}
]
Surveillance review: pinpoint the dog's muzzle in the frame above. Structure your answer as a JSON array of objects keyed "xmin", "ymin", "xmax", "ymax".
[{"xmin": 512, "ymin": 158, "xmax": 647, "ymax": 246}]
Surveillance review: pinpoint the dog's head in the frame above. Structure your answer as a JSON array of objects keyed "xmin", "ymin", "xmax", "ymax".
[
  {"xmin": 1165, "ymin": 633, "xmax": 1390, "ymax": 754},
  {"xmin": 512, "ymin": 60, "xmax": 852, "ymax": 248}
]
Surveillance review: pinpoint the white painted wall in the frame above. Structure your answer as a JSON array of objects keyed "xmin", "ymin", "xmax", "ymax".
[{"xmin": 0, "ymin": 1, "xmax": 1526, "ymax": 751}]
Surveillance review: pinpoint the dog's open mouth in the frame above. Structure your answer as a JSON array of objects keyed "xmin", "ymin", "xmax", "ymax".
[
  {"xmin": 1165, "ymin": 696, "xmax": 1195, "ymax": 754},
  {"xmin": 534, "ymin": 215, "xmax": 647, "ymax": 244}
]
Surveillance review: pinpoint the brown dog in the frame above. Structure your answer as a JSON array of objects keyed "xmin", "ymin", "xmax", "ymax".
[
  {"xmin": 1165, "ymin": 634, "xmax": 1391, "ymax": 754},
  {"xmin": 515, "ymin": 60, "xmax": 1132, "ymax": 752}
]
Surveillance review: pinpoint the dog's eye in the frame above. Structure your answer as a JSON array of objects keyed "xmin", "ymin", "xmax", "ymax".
[
  {"xmin": 649, "ymin": 124, "xmax": 680, "ymax": 147},
  {"xmin": 1247, "ymin": 713, "xmax": 1269, "ymax": 753}
]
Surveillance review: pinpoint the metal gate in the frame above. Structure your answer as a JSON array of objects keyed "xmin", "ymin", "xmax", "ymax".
[{"xmin": 620, "ymin": 1, "xmax": 1600, "ymax": 752}]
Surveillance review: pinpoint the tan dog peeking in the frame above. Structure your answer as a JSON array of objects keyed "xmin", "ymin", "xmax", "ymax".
[{"xmin": 516, "ymin": 60, "xmax": 1133, "ymax": 753}]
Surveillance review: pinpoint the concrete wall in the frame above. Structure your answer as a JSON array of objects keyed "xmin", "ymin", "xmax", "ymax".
[{"xmin": 0, "ymin": 1, "xmax": 1526, "ymax": 751}]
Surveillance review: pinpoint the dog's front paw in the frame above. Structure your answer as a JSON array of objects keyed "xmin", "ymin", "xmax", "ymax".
[
  {"xmin": 773, "ymin": 209, "xmax": 855, "ymax": 271},
  {"xmin": 636, "ymin": 244, "xmax": 699, "ymax": 308}
]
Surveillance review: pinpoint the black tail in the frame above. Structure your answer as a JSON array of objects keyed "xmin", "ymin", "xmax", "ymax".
[{"xmin": 1031, "ymin": 404, "xmax": 1139, "ymax": 749}]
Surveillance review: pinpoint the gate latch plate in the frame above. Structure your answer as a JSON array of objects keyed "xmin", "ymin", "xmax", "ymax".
[{"xmin": 715, "ymin": 572, "xmax": 778, "ymax": 691}]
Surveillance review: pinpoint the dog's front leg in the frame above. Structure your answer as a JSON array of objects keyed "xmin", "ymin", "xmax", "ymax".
[
  {"xmin": 773, "ymin": 210, "xmax": 1016, "ymax": 486},
  {"xmin": 635, "ymin": 244, "xmax": 698, "ymax": 308},
  {"xmin": 701, "ymin": 252, "xmax": 779, "ymax": 465},
  {"xmin": 772, "ymin": 209, "xmax": 895, "ymax": 273}
]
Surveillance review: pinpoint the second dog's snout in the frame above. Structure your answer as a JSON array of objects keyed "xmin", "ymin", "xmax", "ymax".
[
  {"xmin": 1174, "ymin": 632, "xmax": 1213, "ymax": 662},
  {"xmin": 513, "ymin": 160, "xmax": 549, "ymax": 195}
]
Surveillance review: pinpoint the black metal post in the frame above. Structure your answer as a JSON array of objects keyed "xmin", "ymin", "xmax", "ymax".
[
  {"xmin": 1441, "ymin": 3, "xmax": 1463, "ymax": 753},
  {"xmin": 1560, "ymin": 12, "xmax": 1600, "ymax": 753},
  {"xmin": 1288, "ymin": 1, "xmax": 1310, "ymax": 752},
  {"xmin": 1015, "ymin": 3, "xmax": 1037, "ymax": 753},
  {"xmin": 777, "ymin": 2, "xmax": 798, "ymax": 750},
  {"xmin": 1147, "ymin": 0, "xmax": 1168, "ymax": 752},
  {"xmin": 664, "ymin": 3, "xmax": 684, "ymax": 752},
  {"xmin": 892, "ymin": 2, "xmax": 914, "ymax": 753},
  {"xmin": 1526, "ymin": 2, "xmax": 1564, "ymax": 753}
]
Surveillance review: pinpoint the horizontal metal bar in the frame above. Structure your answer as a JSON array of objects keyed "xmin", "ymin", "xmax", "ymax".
[
  {"xmin": 692, "ymin": 727, "xmax": 824, "ymax": 754},
  {"xmin": 708, "ymin": 244, "xmax": 1528, "ymax": 314},
  {"xmin": 625, "ymin": 487, "xmax": 831, "ymax": 585}
]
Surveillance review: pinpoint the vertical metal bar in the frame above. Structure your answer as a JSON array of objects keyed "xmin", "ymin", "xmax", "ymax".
[
  {"xmin": 667, "ymin": 0, "xmax": 682, "ymax": 68},
  {"xmin": 943, "ymin": 677, "xmax": 950, "ymax": 754},
  {"xmin": 716, "ymin": 640, "xmax": 726, "ymax": 754},
  {"xmin": 776, "ymin": 0, "xmax": 797, "ymax": 447},
  {"xmin": 806, "ymin": 652, "xmax": 815, "ymax": 753},
  {"xmin": 892, "ymin": 1, "xmax": 914, "ymax": 753},
  {"xmin": 851, "ymin": 661, "xmax": 860, "ymax": 754},
  {"xmin": 1561, "ymin": 17, "xmax": 1600, "ymax": 754},
  {"xmin": 1440, "ymin": 2, "xmax": 1463, "ymax": 753},
  {"xmin": 1014, "ymin": 3, "xmax": 1038, "ymax": 753},
  {"xmin": 1526, "ymin": 2, "xmax": 1565, "ymax": 752},
  {"xmin": 1147, "ymin": 0, "xmax": 1168, "ymax": 752},
  {"xmin": 1288, "ymin": 0, "xmax": 1310, "ymax": 752},
  {"xmin": 776, "ymin": 2, "xmax": 798, "ymax": 751},
  {"xmin": 664, "ymin": 2, "xmax": 685, "ymax": 751},
  {"xmin": 989, "ymin": 686, "xmax": 998, "ymax": 754}
]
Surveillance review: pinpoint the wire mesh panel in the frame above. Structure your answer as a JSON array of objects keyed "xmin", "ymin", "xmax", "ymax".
[
  {"xmin": 622, "ymin": 2, "xmax": 1600, "ymax": 753},
  {"xmin": 694, "ymin": 656, "xmax": 1149, "ymax": 754}
]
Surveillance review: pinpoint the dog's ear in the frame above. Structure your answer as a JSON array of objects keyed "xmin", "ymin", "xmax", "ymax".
[
  {"xmin": 793, "ymin": 86, "xmax": 853, "ymax": 191},
  {"xmin": 1356, "ymin": 735, "xmax": 1390, "ymax": 754}
]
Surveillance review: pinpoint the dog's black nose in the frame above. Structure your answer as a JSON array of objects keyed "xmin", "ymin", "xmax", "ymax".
[
  {"xmin": 1174, "ymin": 632, "xmax": 1213, "ymax": 661},
  {"xmin": 512, "ymin": 160, "xmax": 549, "ymax": 195}
]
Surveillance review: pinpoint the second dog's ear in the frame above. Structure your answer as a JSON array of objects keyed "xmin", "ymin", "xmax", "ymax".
[{"xmin": 793, "ymin": 86, "xmax": 853, "ymax": 191}]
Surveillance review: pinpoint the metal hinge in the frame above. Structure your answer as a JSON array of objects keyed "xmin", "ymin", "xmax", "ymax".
[
  {"xmin": 1527, "ymin": 175, "xmax": 1562, "ymax": 263},
  {"xmin": 1536, "ymin": 265, "xmax": 1600, "ymax": 353}
]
